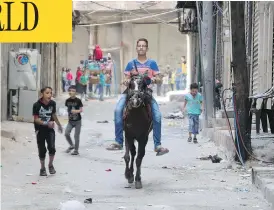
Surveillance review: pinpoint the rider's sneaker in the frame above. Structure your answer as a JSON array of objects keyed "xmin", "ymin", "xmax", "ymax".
[
  {"xmin": 193, "ymin": 138, "xmax": 198, "ymax": 144},
  {"xmin": 188, "ymin": 137, "xmax": 192, "ymax": 142},
  {"xmin": 106, "ymin": 142, "xmax": 123, "ymax": 150},
  {"xmin": 155, "ymin": 146, "xmax": 169, "ymax": 156}
]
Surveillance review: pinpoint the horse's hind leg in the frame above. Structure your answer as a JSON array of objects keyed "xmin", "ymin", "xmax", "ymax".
[
  {"xmin": 128, "ymin": 143, "xmax": 136, "ymax": 183},
  {"xmin": 135, "ymin": 136, "xmax": 148, "ymax": 189},
  {"xmin": 124, "ymin": 138, "xmax": 130, "ymax": 180}
]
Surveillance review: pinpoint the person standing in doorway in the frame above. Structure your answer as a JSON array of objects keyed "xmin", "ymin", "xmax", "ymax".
[
  {"xmin": 32, "ymin": 87, "xmax": 63, "ymax": 176},
  {"xmin": 66, "ymin": 69, "xmax": 73, "ymax": 87},
  {"xmin": 182, "ymin": 83, "xmax": 203, "ymax": 144},
  {"xmin": 65, "ymin": 85, "xmax": 83, "ymax": 155},
  {"xmin": 62, "ymin": 68, "xmax": 67, "ymax": 92},
  {"xmin": 215, "ymin": 79, "xmax": 223, "ymax": 110}
]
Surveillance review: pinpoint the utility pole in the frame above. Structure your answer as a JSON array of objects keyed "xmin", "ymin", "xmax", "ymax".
[
  {"xmin": 186, "ymin": 34, "xmax": 192, "ymax": 90},
  {"xmin": 230, "ymin": 2, "xmax": 251, "ymax": 161},
  {"xmin": 201, "ymin": 1, "xmax": 214, "ymax": 128}
]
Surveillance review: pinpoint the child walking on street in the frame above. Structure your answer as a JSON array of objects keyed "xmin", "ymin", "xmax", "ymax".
[
  {"xmin": 65, "ymin": 85, "xmax": 83, "ymax": 155},
  {"xmin": 182, "ymin": 83, "xmax": 203, "ymax": 143},
  {"xmin": 33, "ymin": 87, "xmax": 63, "ymax": 176}
]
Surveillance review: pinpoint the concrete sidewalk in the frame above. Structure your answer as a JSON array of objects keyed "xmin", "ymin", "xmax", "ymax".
[
  {"xmin": 201, "ymin": 111, "xmax": 274, "ymax": 210},
  {"xmin": 252, "ymin": 167, "xmax": 274, "ymax": 210}
]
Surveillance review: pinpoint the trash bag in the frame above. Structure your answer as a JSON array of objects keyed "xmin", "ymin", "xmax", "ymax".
[{"xmin": 59, "ymin": 200, "xmax": 86, "ymax": 210}]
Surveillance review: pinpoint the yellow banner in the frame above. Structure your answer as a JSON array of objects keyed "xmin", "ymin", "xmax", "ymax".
[{"xmin": 0, "ymin": 0, "xmax": 72, "ymax": 42}]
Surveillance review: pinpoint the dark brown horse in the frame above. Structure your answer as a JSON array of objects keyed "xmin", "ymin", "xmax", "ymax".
[{"xmin": 123, "ymin": 75, "xmax": 152, "ymax": 189}]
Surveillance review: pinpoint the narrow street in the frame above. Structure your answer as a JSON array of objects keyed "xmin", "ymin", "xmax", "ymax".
[{"xmin": 1, "ymin": 97, "xmax": 271, "ymax": 210}]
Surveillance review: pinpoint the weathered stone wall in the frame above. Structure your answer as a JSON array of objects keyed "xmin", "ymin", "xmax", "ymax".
[{"xmin": 0, "ymin": 43, "xmax": 68, "ymax": 121}]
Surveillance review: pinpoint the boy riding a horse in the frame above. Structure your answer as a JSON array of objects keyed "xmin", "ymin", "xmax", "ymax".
[{"xmin": 107, "ymin": 38, "xmax": 169, "ymax": 156}]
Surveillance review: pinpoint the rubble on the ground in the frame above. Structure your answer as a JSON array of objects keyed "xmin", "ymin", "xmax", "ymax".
[{"xmin": 164, "ymin": 110, "xmax": 184, "ymax": 119}]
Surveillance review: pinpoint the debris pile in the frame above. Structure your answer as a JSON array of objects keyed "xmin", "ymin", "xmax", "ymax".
[{"xmin": 164, "ymin": 111, "xmax": 184, "ymax": 119}]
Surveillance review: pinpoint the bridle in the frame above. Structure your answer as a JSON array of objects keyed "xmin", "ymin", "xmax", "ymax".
[{"xmin": 127, "ymin": 76, "xmax": 146, "ymax": 109}]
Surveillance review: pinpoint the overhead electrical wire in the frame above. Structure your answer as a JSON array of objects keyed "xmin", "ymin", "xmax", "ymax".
[
  {"xmin": 95, "ymin": 10, "xmax": 128, "ymax": 22},
  {"xmin": 80, "ymin": 9, "xmax": 179, "ymax": 27},
  {"xmin": 81, "ymin": 1, "xmax": 219, "ymax": 29},
  {"xmin": 81, "ymin": 1, "xmax": 162, "ymax": 27},
  {"xmin": 79, "ymin": 1, "xmax": 183, "ymax": 28},
  {"xmin": 89, "ymin": 1, "xmax": 161, "ymax": 12},
  {"xmin": 97, "ymin": 2, "xmax": 178, "ymax": 29},
  {"xmin": 141, "ymin": 7, "xmax": 178, "ymax": 28}
]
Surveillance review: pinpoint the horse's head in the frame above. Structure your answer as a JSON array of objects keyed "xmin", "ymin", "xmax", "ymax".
[{"xmin": 127, "ymin": 75, "xmax": 151, "ymax": 109}]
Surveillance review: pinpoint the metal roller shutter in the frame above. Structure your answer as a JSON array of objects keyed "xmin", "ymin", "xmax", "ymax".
[
  {"xmin": 272, "ymin": 19, "xmax": 274, "ymax": 87},
  {"xmin": 215, "ymin": 5, "xmax": 223, "ymax": 83},
  {"xmin": 251, "ymin": 2, "xmax": 260, "ymax": 95}
]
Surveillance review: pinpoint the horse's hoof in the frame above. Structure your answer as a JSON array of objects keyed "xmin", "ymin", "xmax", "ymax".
[
  {"xmin": 125, "ymin": 169, "xmax": 131, "ymax": 180},
  {"xmin": 135, "ymin": 181, "xmax": 142, "ymax": 189},
  {"xmin": 125, "ymin": 173, "xmax": 129, "ymax": 180},
  {"xmin": 128, "ymin": 176, "xmax": 134, "ymax": 184}
]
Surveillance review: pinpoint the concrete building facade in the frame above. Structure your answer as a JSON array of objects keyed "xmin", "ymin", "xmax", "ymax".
[{"xmin": 250, "ymin": 1, "xmax": 274, "ymax": 96}]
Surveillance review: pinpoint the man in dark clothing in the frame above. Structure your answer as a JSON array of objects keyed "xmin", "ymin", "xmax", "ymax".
[{"xmin": 215, "ymin": 79, "xmax": 223, "ymax": 110}]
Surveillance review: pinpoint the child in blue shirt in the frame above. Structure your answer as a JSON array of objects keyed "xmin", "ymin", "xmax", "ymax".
[{"xmin": 182, "ymin": 83, "xmax": 203, "ymax": 143}]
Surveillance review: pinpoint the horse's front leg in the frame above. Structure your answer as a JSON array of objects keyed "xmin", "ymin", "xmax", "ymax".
[
  {"xmin": 128, "ymin": 143, "xmax": 136, "ymax": 183},
  {"xmin": 135, "ymin": 136, "xmax": 148, "ymax": 189},
  {"xmin": 124, "ymin": 137, "xmax": 130, "ymax": 180}
]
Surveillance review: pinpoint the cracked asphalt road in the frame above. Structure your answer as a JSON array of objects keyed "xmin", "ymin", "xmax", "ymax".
[{"xmin": 1, "ymin": 96, "xmax": 272, "ymax": 210}]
